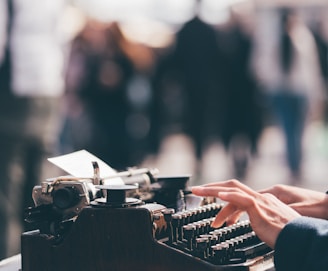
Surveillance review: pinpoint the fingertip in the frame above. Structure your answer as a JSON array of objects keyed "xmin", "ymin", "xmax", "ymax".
[
  {"xmin": 211, "ymin": 222, "xmax": 224, "ymax": 228},
  {"xmin": 211, "ymin": 216, "xmax": 224, "ymax": 228},
  {"xmin": 191, "ymin": 186, "xmax": 202, "ymax": 194},
  {"xmin": 210, "ymin": 223, "xmax": 216, "ymax": 228}
]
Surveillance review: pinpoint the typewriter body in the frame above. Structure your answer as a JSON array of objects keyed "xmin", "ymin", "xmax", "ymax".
[{"xmin": 21, "ymin": 166, "xmax": 275, "ymax": 271}]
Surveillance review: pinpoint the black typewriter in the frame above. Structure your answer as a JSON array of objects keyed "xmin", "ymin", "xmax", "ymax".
[{"xmin": 21, "ymin": 166, "xmax": 275, "ymax": 271}]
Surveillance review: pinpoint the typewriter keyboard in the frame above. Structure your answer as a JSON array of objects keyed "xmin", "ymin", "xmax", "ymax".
[{"xmin": 159, "ymin": 203, "xmax": 273, "ymax": 266}]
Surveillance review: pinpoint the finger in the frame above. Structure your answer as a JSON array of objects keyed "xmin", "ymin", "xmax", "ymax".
[
  {"xmin": 199, "ymin": 180, "xmax": 257, "ymax": 196},
  {"xmin": 258, "ymin": 187, "xmax": 276, "ymax": 195},
  {"xmin": 212, "ymin": 190, "xmax": 255, "ymax": 227},
  {"xmin": 258, "ymin": 185, "xmax": 291, "ymax": 198},
  {"xmin": 191, "ymin": 186, "xmax": 221, "ymax": 198},
  {"xmin": 225, "ymin": 210, "xmax": 243, "ymax": 225},
  {"xmin": 192, "ymin": 186, "xmax": 248, "ymax": 199},
  {"xmin": 218, "ymin": 191, "xmax": 256, "ymax": 210},
  {"xmin": 199, "ymin": 179, "xmax": 240, "ymax": 187},
  {"xmin": 258, "ymin": 186, "xmax": 291, "ymax": 204},
  {"xmin": 212, "ymin": 203, "xmax": 238, "ymax": 228}
]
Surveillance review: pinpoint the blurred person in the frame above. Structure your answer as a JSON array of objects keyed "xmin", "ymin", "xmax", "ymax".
[
  {"xmin": 213, "ymin": 9, "xmax": 264, "ymax": 179},
  {"xmin": 151, "ymin": 6, "xmax": 264, "ymax": 180},
  {"xmin": 63, "ymin": 21, "xmax": 136, "ymax": 170},
  {"xmin": 311, "ymin": 19, "xmax": 328, "ymax": 90},
  {"xmin": 253, "ymin": 8, "xmax": 325, "ymax": 183},
  {"xmin": 0, "ymin": 0, "xmax": 67, "ymax": 259},
  {"xmin": 192, "ymin": 179, "xmax": 328, "ymax": 271},
  {"xmin": 151, "ymin": 3, "xmax": 224, "ymax": 179},
  {"xmin": 310, "ymin": 16, "xmax": 328, "ymax": 124}
]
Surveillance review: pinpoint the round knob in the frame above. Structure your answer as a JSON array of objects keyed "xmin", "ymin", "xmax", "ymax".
[
  {"xmin": 93, "ymin": 184, "xmax": 142, "ymax": 207},
  {"xmin": 52, "ymin": 186, "xmax": 80, "ymax": 209}
]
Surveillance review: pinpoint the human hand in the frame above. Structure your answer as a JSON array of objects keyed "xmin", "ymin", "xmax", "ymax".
[
  {"xmin": 259, "ymin": 184, "xmax": 328, "ymax": 220},
  {"xmin": 191, "ymin": 179, "xmax": 301, "ymax": 248}
]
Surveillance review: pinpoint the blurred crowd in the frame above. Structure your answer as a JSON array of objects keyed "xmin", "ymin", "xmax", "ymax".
[{"xmin": 1, "ymin": 0, "xmax": 328, "ymax": 261}]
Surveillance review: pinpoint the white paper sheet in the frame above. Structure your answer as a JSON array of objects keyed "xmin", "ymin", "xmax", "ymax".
[{"xmin": 47, "ymin": 150, "xmax": 124, "ymax": 185}]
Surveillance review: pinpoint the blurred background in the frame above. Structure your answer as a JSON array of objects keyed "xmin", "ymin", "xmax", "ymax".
[{"xmin": 1, "ymin": 0, "xmax": 328, "ymax": 261}]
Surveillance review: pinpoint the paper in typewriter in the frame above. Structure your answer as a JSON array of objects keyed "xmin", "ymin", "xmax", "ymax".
[{"xmin": 47, "ymin": 149, "xmax": 124, "ymax": 185}]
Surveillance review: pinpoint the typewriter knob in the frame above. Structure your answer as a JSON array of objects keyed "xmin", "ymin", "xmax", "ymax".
[
  {"xmin": 92, "ymin": 184, "xmax": 142, "ymax": 207},
  {"xmin": 52, "ymin": 186, "xmax": 80, "ymax": 209}
]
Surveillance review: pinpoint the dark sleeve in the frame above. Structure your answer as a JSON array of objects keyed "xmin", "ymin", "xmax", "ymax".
[{"xmin": 274, "ymin": 216, "xmax": 328, "ymax": 271}]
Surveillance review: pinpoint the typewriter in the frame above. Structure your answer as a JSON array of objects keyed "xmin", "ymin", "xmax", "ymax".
[{"xmin": 21, "ymin": 164, "xmax": 275, "ymax": 271}]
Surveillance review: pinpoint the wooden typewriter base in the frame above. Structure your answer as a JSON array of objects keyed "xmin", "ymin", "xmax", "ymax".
[{"xmin": 21, "ymin": 206, "xmax": 275, "ymax": 271}]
